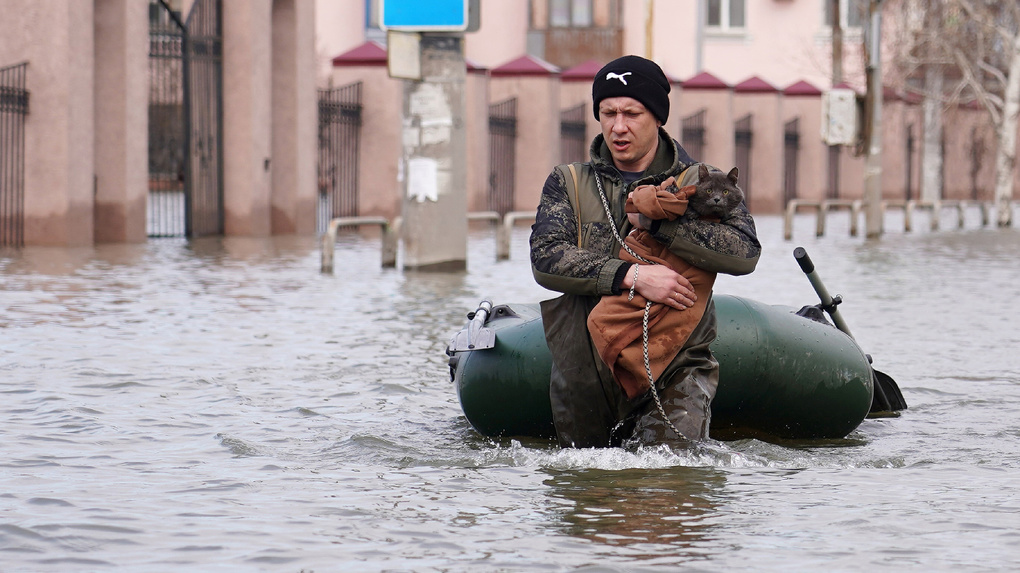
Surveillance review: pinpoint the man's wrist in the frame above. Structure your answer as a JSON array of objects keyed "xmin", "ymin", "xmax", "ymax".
[{"xmin": 611, "ymin": 263, "xmax": 634, "ymax": 295}]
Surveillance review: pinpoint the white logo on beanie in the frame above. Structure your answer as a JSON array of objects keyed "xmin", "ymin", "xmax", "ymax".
[{"xmin": 606, "ymin": 71, "xmax": 631, "ymax": 85}]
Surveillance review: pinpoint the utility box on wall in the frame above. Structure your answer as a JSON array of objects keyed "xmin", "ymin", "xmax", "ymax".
[{"xmin": 821, "ymin": 89, "xmax": 858, "ymax": 146}]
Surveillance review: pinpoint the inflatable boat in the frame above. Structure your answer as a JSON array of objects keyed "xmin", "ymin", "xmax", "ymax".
[{"xmin": 446, "ymin": 248, "xmax": 906, "ymax": 442}]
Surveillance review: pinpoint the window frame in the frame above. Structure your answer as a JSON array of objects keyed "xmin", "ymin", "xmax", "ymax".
[
  {"xmin": 705, "ymin": 0, "xmax": 747, "ymax": 35},
  {"xmin": 549, "ymin": 0, "xmax": 594, "ymax": 28},
  {"xmin": 823, "ymin": 0, "xmax": 868, "ymax": 31}
]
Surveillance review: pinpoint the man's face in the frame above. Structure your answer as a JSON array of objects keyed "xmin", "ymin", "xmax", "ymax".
[{"xmin": 598, "ymin": 96, "xmax": 661, "ymax": 172}]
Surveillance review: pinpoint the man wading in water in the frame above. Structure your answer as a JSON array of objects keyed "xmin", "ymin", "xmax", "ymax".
[{"xmin": 529, "ymin": 55, "xmax": 761, "ymax": 448}]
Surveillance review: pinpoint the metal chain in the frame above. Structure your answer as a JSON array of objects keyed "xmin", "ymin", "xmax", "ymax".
[{"xmin": 594, "ymin": 172, "xmax": 685, "ymax": 440}]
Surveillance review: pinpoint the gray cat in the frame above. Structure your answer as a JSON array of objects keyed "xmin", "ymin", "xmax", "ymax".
[{"xmin": 686, "ymin": 164, "xmax": 743, "ymax": 220}]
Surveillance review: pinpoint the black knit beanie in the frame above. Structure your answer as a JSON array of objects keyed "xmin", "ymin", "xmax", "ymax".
[{"xmin": 592, "ymin": 55, "xmax": 670, "ymax": 124}]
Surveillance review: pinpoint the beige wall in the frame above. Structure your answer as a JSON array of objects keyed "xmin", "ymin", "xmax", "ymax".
[
  {"xmin": 271, "ymin": 0, "xmax": 318, "ymax": 234},
  {"xmin": 465, "ymin": 67, "xmax": 490, "ymax": 212},
  {"xmin": 314, "ymin": 0, "xmax": 367, "ymax": 84},
  {"xmin": 94, "ymin": 0, "xmax": 148, "ymax": 243},
  {"xmin": 733, "ymin": 89, "xmax": 783, "ymax": 213},
  {"xmin": 0, "ymin": 1, "xmax": 96, "ymax": 246},
  {"xmin": 331, "ymin": 63, "xmax": 403, "ymax": 219},
  {"xmin": 560, "ymin": 77, "xmax": 601, "ymax": 148},
  {"xmin": 489, "ymin": 72, "xmax": 561, "ymax": 213},
  {"xmin": 782, "ymin": 94, "xmax": 826, "ymax": 202},
  {"xmin": 222, "ymin": 0, "xmax": 273, "ymax": 236},
  {"xmin": 679, "ymin": 85, "xmax": 734, "ymax": 169},
  {"xmin": 464, "ymin": 0, "xmax": 530, "ymax": 69},
  {"xmin": 944, "ymin": 105, "xmax": 997, "ymax": 201}
]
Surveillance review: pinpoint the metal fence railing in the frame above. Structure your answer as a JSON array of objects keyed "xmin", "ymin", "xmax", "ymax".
[
  {"xmin": 783, "ymin": 117, "xmax": 800, "ymax": 205},
  {"xmin": 560, "ymin": 103, "xmax": 587, "ymax": 165},
  {"xmin": 488, "ymin": 97, "xmax": 517, "ymax": 216},
  {"xmin": 0, "ymin": 61, "xmax": 29, "ymax": 247},
  {"xmin": 317, "ymin": 81, "xmax": 363, "ymax": 233},
  {"xmin": 734, "ymin": 114, "xmax": 753, "ymax": 207},
  {"xmin": 681, "ymin": 108, "xmax": 705, "ymax": 162}
]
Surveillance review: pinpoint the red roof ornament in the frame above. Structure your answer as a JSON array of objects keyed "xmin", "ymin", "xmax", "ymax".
[
  {"xmin": 331, "ymin": 41, "xmax": 388, "ymax": 67},
  {"xmin": 491, "ymin": 55, "xmax": 561, "ymax": 77},
  {"xmin": 682, "ymin": 71, "xmax": 730, "ymax": 90}
]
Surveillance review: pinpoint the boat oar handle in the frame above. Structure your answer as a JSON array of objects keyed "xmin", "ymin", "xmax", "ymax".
[
  {"xmin": 794, "ymin": 247, "xmax": 815, "ymax": 274},
  {"xmin": 793, "ymin": 247, "xmax": 854, "ymax": 339}
]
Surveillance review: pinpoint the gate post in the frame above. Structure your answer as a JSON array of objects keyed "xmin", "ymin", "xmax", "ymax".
[{"xmin": 399, "ymin": 34, "xmax": 468, "ymax": 271}]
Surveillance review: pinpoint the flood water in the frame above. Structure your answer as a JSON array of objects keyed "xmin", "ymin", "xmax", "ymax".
[{"xmin": 2, "ymin": 211, "xmax": 1019, "ymax": 572}]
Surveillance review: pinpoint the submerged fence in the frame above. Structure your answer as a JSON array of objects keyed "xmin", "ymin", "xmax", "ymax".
[{"xmin": 0, "ymin": 62, "xmax": 29, "ymax": 247}]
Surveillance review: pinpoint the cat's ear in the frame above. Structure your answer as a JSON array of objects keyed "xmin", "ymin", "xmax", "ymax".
[
  {"xmin": 727, "ymin": 167, "xmax": 739, "ymax": 183},
  {"xmin": 698, "ymin": 163, "xmax": 710, "ymax": 180}
]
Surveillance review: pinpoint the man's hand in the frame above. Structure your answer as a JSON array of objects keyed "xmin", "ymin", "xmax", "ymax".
[
  {"xmin": 623, "ymin": 263, "xmax": 696, "ymax": 309},
  {"xmin": 626, "ymin": 191, "xmax": 654, "ymax": 229}
]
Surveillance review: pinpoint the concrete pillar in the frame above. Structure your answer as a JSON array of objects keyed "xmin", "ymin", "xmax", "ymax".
[
  {"xmin": 401, "ymin": 34, "xmax": 468, "ymax": 271},
  {"xmin": 270, "ymin": 0, "xmax": 317, "ymax": 234},
  {"xmin": 94, "ymin": 0, "xmax": 148, "ymax": 243},
  {"xmin": 222, "ymin": 0, "xmax": 272, "ymax": 236}
]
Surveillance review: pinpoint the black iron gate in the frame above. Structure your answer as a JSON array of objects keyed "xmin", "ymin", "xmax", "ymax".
[
  {"xmin": 488, "ymin": 97, "xmax": 517, "ymax": 216},
  {"xmin": 0, "ymin": 61, "xmax": 28, "ymax": 247},
  {"xmin": 905, "ymin": 122, "xmax": 915, "ymax": 200},
  {"xmin": 148, "ymin": 2, "xmax": 187, "ymax": 236},
  {"xmin": 783, "ymin": 117, "xmax": 800, "ymax": 205},
  {"xmin": 827, "ymin": 145, "xmax": 841, "ymax": 199},
  {"xmin": 734, "ymin": 114, "xmax": 752, "ymax": 207},
  {"xmin": 147, "ymin": 0, "xmax": 222, "ymax": 238},
  {"xmin": 681, "ymin": 109, "xmax": 706, "ymax": 161},
  {"xmin": 184, "ymin": 0, "xmax": 223, "ymax": 237},
  {"xmin": 317, "ymin": 81, "xmax": 363, "ymax": 232},
  {"xmin": 560, "ymin": 103, "xmax": 587, "ymax": 164}
]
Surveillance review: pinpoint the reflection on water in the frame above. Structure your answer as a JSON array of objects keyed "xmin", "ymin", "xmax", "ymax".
[
  {"xmin": 544, "ymin": 466, "xmax": 723, "ymax": 556},
  {"xmin": 1, "ymin": 216, "xmax": 1019, "ymax": 571}
]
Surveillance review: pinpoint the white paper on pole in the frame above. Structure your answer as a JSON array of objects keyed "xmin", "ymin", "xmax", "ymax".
[{"xmin": 407, "ymin": 157, "xmax": 439, "ymax": 202}]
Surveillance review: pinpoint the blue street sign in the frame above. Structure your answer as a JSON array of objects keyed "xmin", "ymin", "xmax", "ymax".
[{"xmin": 380, "ymin": 0, "xmax": 469, "ymax": 31}]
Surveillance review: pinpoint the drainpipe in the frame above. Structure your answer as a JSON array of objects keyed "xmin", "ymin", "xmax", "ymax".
[{"xmin": 864, "ymin": 0, "xmax": 884, "ymax": 238}]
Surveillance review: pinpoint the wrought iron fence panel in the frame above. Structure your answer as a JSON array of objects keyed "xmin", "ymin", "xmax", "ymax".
[
  {"xmin": 783, "ymin": 117, "xmax": 800, "ymax": 204},
  {"xmin": 148, "ymin": 1, "xmax": 187, "ymax": 237},
  {"xmin": 560, "ymin": 103, "xmax": 587, "ymax": 165},
  {"xmin": 185, "ymin": 0, "xmax": 223, "ymax": 237},
  {"xmin": 316, "ymin": 82, "xmax": 362, "ymax": 232},
  {"xmin": 827, "ymin": 145, "xmax": 841, "ymax": 199},
  {"xmin": 488, "ymin": 97, "xmax": 517, "ymax": 216},
  {"xmin": 734, "ymin": 114, "xmax": 753, "ymax": 207},
  {"xmin": 681, "ymin": 109, "xmax": 706, "ymax": 163},
  {"xmin": 0, "ymin": 61, "xmax": 28, "ymax": 247}
]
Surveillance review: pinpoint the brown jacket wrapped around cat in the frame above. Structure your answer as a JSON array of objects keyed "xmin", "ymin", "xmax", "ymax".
[{"xmin": 586, "ymin": 165, "xmax": 741, "ymax": 399}]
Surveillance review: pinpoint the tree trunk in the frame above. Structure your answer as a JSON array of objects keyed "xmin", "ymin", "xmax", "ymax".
[
  {"xmin": 993, "ymin": 38, "xmax": 1020, "ymax": 227},
  {"xmin": 921, "ymin": 65, "xmax": 944, "ymax": 202}
]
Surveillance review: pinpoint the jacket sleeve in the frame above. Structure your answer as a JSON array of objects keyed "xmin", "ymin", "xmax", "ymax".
[
  {"xmin": 530, "ymin": 168, "xmax": 628, "ymax": 296},
  {"xmin": 651, "ymin": 202, "xmax": 761, "ymax": 276}
]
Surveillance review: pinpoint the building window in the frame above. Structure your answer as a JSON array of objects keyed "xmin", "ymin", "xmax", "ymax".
[
  {"xmin": 823, "ymin": 0, "xmax": 867, "ymax": 29},
  {"xmin": 550, "ymin": 0, "xmax": 593, "ymax": 28},
  {"xmin": 365, "ymin": 0, "xmax": 384, "ymax": 42},
  {"xmin": 706, "ymin": 0, "xmax": 746, "ymax": 31}
]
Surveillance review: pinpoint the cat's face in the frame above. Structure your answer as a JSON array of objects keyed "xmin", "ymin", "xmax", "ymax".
[{"xmin": 688, "ymin": 165, "xmax": 743, "ymax": 218}]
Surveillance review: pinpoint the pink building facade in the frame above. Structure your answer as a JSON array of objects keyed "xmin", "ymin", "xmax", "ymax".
[{"xmin": 318, "ymin": 0, "xmax": 1006, "ymax": 222}]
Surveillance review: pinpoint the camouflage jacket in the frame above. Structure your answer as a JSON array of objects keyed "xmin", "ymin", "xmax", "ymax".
[{"xmin": 530, "ymin": 129, "xmax": 761, "ymax": 295}]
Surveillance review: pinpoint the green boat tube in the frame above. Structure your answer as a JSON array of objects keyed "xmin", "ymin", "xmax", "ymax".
[{"xmin": 447, "ymin": 294, "xmax": 899, "ymax": 442}]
